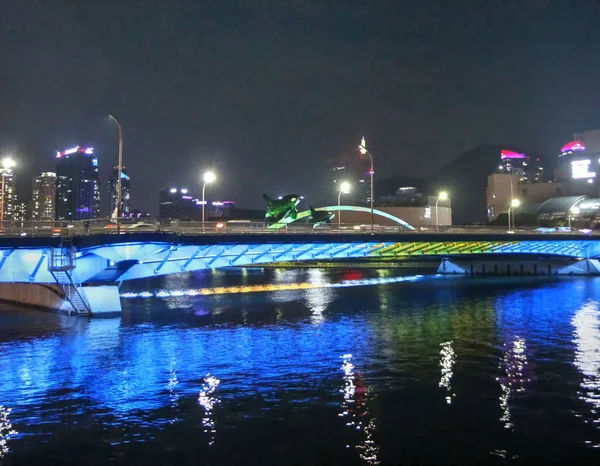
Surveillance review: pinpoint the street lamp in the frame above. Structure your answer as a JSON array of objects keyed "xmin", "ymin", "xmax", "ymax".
[
  {"xmin": 202, "ymin": 171, "xmax": 216, "ymax": 229},
  {"xmin": 359, "ymin": 137, "xmax": 374, "ymax": 232},
  {"xmin": 435, "ymin": 191, "xmax": 448, "ymax": 230},
  {"xmin": 508, "ymin": 198, "xmax": 520, "ymax": 230},
  {"xmin": 337, "ymin": 181, "xmax": 351, "ymax": 227},
  {"xmin": 1, "ymin": 157, "xmax": 15, "ymax": 222},
  {"xmin": 568, "ymin": 206, "xmax": 580, "ymax": 229},
  {"xmin": 108, "ymin": 115, "xmax": 123, "ymax": 230}
]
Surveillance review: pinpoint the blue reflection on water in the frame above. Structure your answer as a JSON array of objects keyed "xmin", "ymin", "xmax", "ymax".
[{"xmin": 1, "ymin": 272, "xmax": 600, "ymax": 463}]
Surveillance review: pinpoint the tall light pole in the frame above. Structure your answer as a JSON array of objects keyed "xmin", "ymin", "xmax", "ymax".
[
  {"xmin": 0, "ymin": 157, "xmax": 15, "ymax": 223},
  {"xmin": 202, "ymin": 171, "xmax": 216, "ymax": 230},
  {"xmin": 435, "ymin": 191, "xmax": 448, "ymax": 230},
  {"xmin": 569, "ymin": 206, "xmax": 580, "ymax": 229},
  {"xmin": 508, "ymin": 198, "xmax": 520, "ymax": 230},
  {"xmin": 359, "ymin": 137, "xmax": 374, "ymax": 231},
  {"xmin": 337, "ymin": 181, "xmax": 351, "ymax": 227},
  {"xmin": 108, "ymin": 115, "xmax": 123, "ymax": 230}
]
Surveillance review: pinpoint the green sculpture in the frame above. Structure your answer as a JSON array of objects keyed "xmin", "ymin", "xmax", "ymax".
[
  {"xmin": 307, "ymin": 205, "xmax": 334, "ymax": 228},
  {"xmin": 263, "ymin": 194, "xmax": 300, "ymax": 224}
]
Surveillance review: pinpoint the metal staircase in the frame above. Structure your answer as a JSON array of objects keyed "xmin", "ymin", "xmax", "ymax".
[{"xmin": 48, "ymin": 230, "xmax": 91, "ymax": 315}]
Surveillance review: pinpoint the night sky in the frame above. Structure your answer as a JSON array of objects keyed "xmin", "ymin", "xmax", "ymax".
[{"xmin": 3, "ymin": 0, "xmax": 600, "ymax": 214}]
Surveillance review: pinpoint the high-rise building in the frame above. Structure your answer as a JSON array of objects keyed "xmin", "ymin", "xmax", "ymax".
[
  {"xmin": 159, "ymin": 187, "xmax": 235, "ymax": 220},
  {"xmin": 14, "ymin": 201, "xmax": 29, "ymax": 222},
  {"xmin": 327, "ymin": 150, "xmax": 371, "ymax": 205},
  {"xmin": 0, "ymin": 167, "xmax": 16, "ymax": 221},
  {"xmin": 55, "ymin": 146, "xmax": 100, "ymax": 220},
  {"xmin": 108, "ymin": 166, "xmax": 131, "ymax": 217},
  {"xmin": 32, "ymin": 172, "xmax": 56, "ymax": 221},
  {"xmin": 496, "ymin": 149, "xmax": 544, "ymax": 183}
]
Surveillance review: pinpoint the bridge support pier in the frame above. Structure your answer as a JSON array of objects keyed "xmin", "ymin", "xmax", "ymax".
[
  {"xmin": 437, "ymin": 258, "xmax": 600, "ymax": 276},
  {"xmin": 0, "ymin": 283, "xmax": 122, "ymax": 316}
]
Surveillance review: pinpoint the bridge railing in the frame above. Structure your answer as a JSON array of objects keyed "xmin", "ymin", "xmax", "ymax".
[{"xmin": 0, "ymin": 219, "xmax": 596, "ymax": 237}]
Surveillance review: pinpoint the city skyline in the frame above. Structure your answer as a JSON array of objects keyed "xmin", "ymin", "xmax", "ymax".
[{"xmin": 3, "ymin": 2, "xmax": 600, "ymax": 214}]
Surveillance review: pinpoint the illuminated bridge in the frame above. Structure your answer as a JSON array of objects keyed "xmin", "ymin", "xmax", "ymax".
[{"xmin": 1, "ymin": 229, "xmax": 600, "ymax": 315}]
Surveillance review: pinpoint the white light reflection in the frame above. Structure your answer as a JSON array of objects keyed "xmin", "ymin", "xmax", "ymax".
[
  {"xmin": 305, "ymin": 287, "xmax": 334, "ymax": 325},
  {"xmin": 439, "ymin": 341, "xmax": 455, "ymax": 404},
  {"xmin": 167, "ymin": 360, "xmax": 179, "ymax": 422},
  {"xmin": 0, "ymin": 405, "xmax": 17, "ymax": 458},
  {"xmin": 339, "ymin": 354, "xmax": 380, "ymax": 465},
  {"xmin": 572, "ymin": 302, "xmax": 600, "ymax": 441},
  {"xmin": 497, "ymin": 336, "xmax": 529, "ymax": 430},
  {"xmin": 198, "ymin": 374, "xmax": 220, "ymax": 446}
]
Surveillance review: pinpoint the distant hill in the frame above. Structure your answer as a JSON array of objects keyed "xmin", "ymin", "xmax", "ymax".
[
  {"xmin": 433, "ymin": 144, "xmax": 549, "ymax": 224},
  {"xmin": 376, "ymin": 144, "xmax": 551, "ymax": 225}
]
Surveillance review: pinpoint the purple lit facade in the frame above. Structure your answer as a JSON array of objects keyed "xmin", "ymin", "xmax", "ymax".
[
  {"xmin": 55, "ymin": 146, "xmax": 100, "ymax": 220},
  {"xmin": 496, "ymin": 149, "xmax": 543, "ymax": 183}
]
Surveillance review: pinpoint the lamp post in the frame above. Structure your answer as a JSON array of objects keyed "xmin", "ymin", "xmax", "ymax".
[
  {"xmin": 359, "ymin": 137, "xmax": 374, "ymax": 232},
  {"xmin": 508, "ymin": 199, "xmax": 520, "ymax": 230},
  {"xmin": 435, "ymin": 191, "xmax": 448, "ymax": 230},
  {"xmin": 108, "ymin": 115, "xmax": 123, "ymax": 231},
  {"xmin": 337, "ymin": 181, "xmax": 351, "ymax": 227},
  {"xmin": 202, "ymin": 171, "xmax": 216, "ymax": 230},
  {"xmin": 569, "ymin": 206, "xmax": 580, "ymax": 229},
  {"xmin": 0, "ymin": 157, "xmax": 15, "ymax": 223}
]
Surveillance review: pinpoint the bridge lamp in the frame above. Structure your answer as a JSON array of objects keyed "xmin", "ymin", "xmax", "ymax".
[
  {"xmin": 435, "ymin": 191, "xmax": 449, "ymax": 230},
  {"xmin": 202, "ymin": 171, "xmax": 217, "ymax": 228},
  {"xmin": 1, "ymin": 157, "xmax": 15, "ymax": 222},
  {"xmin": 508, "ymin": 198, "xmax": 521, "ymax": 230},
  {"xmin": 338, "ymin": 182, "xmax": 351, "ymax": 226}
]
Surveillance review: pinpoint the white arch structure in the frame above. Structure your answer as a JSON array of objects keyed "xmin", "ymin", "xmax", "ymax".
[{"xmin": 267, "ymin": 205, "xmax": 416, "ymax": 231}]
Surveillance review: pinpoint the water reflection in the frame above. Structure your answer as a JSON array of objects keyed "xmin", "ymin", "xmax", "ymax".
[
  {"xmin": 198, "ymin": 374, "xmax": 220, "ymax": 446},
  {"xmin": 0, "ymin": 405, "xmax": 16, "ymax": 458},
  {"xmin": 497, "ymin": 336, "xmax": 529, "ymax": 430},
  {"xmin": 572, "ymin": 301, "xmax": 600, "ymax": 439},
  {"xmin": 167, "ymin": 360, "xmax": 179, "ymax": 420},
  {"xmin": 439, "ymin": 341, "xmax": 455, "ymax": 404},
  {"xmin": 339, "ymin": 354, "xmax": 379, "ymax": 465}
]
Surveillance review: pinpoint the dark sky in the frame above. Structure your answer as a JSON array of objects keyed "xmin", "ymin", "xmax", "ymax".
[{"xmin": 3, "ymin": 0, "xmax": 600, "ymax": 214}]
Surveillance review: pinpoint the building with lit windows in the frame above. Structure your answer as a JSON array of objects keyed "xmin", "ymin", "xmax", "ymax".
[
  {"xmin": 55, "ymin": 146, "xmax": 100, "ymax": 220},
  {"xmin": 108, "ymin": 166, "xmax": 131, "ymax": 217},
  {"xmin": 496, "ymin": 149, "xmax": 544, "ymax": 183},
  {"xmin": 0, "ymin": 167, "xmax": 16, "ymax": 221},
  {"xmin": 159, "ymin": 187, "xmax": 236, "ymax": 220},
  {"xmin": 32, "ymin": 172, "xmax": 56, "ymax": 221}
]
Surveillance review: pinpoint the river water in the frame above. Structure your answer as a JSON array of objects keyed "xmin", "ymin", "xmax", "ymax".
[{"xmin": 1, "ymin": 268, "xmax": 600, "ymax": 464}]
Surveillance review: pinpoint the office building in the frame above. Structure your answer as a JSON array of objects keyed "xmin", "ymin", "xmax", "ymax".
[
  {"xmin": 32, "ymin": 172, "xmax": 56, "ymax": 221},
  {"xmin": 108, "ymin": 166, "xmax": 131, "ymax": 217},
  {"xmin": 55, "ymin": 146, "xmax": 100, "ymax": 220},
  {"xmin": 327, "ymin": 149, "xmax": 372, "ymax": 205},
  {"xmin": 496, "ymin": 149, "xmax": 544, "ymax": 183},
  {"xmin": 487, "ymin": 173, "xmax": 570, "ymax": 223},
  {"xmin": 0, "ymin": 167, "xmax": 16, "ymax": 221},
  {"xmin": 14, "ymin": 201, "xmax": 29, "ymax": 222},
  {"xmin": 159, "ymin": 187, "xmax": 236, "ymax": 220}
]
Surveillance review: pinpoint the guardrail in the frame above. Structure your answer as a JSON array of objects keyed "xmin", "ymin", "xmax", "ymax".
[{"xmin": 0, "ymin": 219, "xmax": 596, "ymax": 238}]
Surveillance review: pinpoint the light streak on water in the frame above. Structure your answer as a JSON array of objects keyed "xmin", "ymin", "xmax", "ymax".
[
  {"xmin": 572, "ymin": 302, "xmax": 600, "ymax": 446},
  {"xmin": 198, "ymin": 374, "xmax": 220, "ymax": 446},
  {"xmin": 121, "ymin": 274, "xmax": 425, "ymax": 299},
  {"xmin": 338, "ymin": 354, "xmax": 380, "ymax": 465},
  {"xmin": 497, "ymin": 336, "xmax": 529, "ymax": 430},
  {"xmin": 439, "ymin": 341, "xmax": 455, "ymax": 404},
  {"xmin": 0, "ymin": 405, "xmax": 17, "ymax": 458}
]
